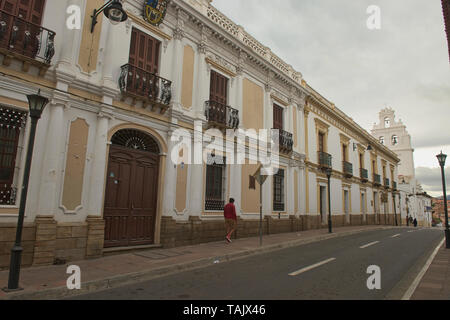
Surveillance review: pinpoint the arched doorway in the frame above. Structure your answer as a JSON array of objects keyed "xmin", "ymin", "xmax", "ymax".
[{"xmin": 103, "ymin": 129, "xmax": 160, "ymax": 248}]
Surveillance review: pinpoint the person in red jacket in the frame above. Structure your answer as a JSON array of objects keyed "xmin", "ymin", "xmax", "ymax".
[{"xmin": 224, "ymin": 198, "xmax": 237, "ymax": 243}]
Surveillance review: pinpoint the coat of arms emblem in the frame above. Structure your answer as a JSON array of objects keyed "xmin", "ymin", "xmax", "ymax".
[{"xmin": 144, "ymin": 0, "xmax": 169, "ymax": 26}]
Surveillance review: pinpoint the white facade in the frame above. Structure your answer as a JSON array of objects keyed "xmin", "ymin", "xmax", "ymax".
[{"xmin": 0, "ymin": 0, "xmax": 401, "ymax": 268}]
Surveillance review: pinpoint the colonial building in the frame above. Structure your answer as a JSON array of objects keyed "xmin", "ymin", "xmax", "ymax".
[
  {"xmin": 371, "ymin": 108, "xmax": 431, "ymax": 226},
  {"xmin": 0, "ymin": 0, "xmax": 399, "ymax": 269}
]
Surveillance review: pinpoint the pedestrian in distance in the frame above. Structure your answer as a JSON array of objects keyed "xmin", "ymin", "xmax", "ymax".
[
  {"xmin": 224, "ymin": 198, "xmax": 237, "ymax": 243},
  {"xmin": 413, "ymin": 218, "xmax": 418, "ymax": 228}
]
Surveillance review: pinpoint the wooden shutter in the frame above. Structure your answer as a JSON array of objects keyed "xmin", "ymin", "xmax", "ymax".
[
  {"xmin": 0, "ymin": 0, "xmax": 18, "ymax": 14},
  {"xmin": 29, "ymin": 0, "xmax": 45, "ymax": 25},
  {"xmin": 273, "ymin": 104, "xmax": 283, "ymax": 130},
  {"xmin": 128, "ymin": 27, "xmax": 161, "ymax": 74},
  {"xmin": 209, "ymin": 70, "xmax": 228, "ymax": 104},
  {"xmin": 318, "ymin": 132, "xmax": 324, "ymax": 152},
  {"xmin": 342, "ymin": 144, "xmax": 347, "ymax": 162}
]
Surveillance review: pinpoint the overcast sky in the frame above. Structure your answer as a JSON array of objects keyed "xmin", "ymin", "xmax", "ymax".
[{"xmin": 213, "ymin": 0, "xmax": 450, "ymax": 197}]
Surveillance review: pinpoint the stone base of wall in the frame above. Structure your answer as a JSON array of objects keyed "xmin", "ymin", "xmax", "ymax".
[
  {"xmin": 0, "ymin": 215, "xmax": 105, "ymax": 270},
  {"xmin": 0, "ymin": 223, "xmax": 35, "ymax": 270}
]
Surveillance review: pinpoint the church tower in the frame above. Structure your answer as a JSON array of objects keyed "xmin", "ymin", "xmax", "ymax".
[{"xmin": 371, "ymin": 108, "xmax": 415, "ymax": 183}]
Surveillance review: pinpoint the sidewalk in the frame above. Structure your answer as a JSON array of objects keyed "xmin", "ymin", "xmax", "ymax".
[
  {"xmin": 411, "ymin": 239, "xmax": 450, "ymax": 300},
  {"xmin": 0, "ymin": 225, "xmax": 393, "ymax": 300}
]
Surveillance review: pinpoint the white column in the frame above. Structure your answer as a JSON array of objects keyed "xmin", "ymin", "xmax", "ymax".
[
  {"xmin": 286, "ymin": 165, "xmax": 295, "ymax": 215},
  {"xmin": 56, "ymin": 0, "xmax": 82, "ymax": 72},
  {"xmin": 37, "ymin": 96, "xmax": 67, "ymax": 215},
  {"xmin": 171, "ymin": 27, "xmax": 184, "ymax": 111},
  {"xmin": 235, "ymin": 73, "xmax": 243, "ymax": 128},
  {"xmin": 87, "ymin": 111, "xmax": 110, "ymax": 216},
  {"xmin": 163, "ymin": 130, "xmax": 177, "ymax": 217},
  {"xmin": 195, "ymin": 41, "xmax": 209, "ymax": 119},
  {"xmin": 264, "ymin": 85, "xmax": 272, "ymax": 130},
  {"xmin": 188, "ymin": 121, "xmax": 205, "ymax": 217},
  {"xmin": 229, "ymin": 163, "xmax": 242, "ymax": 214}
]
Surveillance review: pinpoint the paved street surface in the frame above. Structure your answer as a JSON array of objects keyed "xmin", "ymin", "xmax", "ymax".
[{"xmin": 71, "ymin": 228, "xmax": 443, "ymax": 300}]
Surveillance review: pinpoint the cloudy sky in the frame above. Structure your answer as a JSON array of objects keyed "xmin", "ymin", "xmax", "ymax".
[{"xmin": 213, "ymin": 0, "xmax": 450, "ymax": 197}]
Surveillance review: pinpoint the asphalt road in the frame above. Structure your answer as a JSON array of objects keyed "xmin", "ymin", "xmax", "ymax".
[{"xmin": 70, "ymin": 227, "xmax": 443, "ymax": 300}]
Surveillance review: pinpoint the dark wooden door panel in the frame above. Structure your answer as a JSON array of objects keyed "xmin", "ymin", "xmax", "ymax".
[
  {"xmin": 104, "ymin": 145, "xmax": 159, "ymax": 248},
  {"xmin": 273, "ymin": 104, "xmax": 283, "ymax": 130}
]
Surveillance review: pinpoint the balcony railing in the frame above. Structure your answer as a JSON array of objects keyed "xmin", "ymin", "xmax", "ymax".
[
  {"xmin": 318, "ymin": 151, "xmax": 332, "ymax": 169},
  {"xmin": 205, "ymin": 198, "xmax": 225, "ymax": 211},
  {"xmin": 119, "ymin": 63, "xmax": 172, "ymax": 114},
  {"xmin": 0, "ymin": 9, "xmax": 55, "ymax": 73},
  {"xmin": 343, "ymin": 161, "xmax": 353, "ymax": 178},
  {"xmin": 272, "ymin": 129, "xmax": 293, "ymax": 154},
  {"xmin": 0, "ymin": 185, "xmax": 17, "ymax": 205},
  {"xmin": 385, "ymin": 178, "xmax": 390, "ymax": 189},
  {"xmin": 360, "ymin": 168, "xmax": 368, "ymax": 182},
  {"xmin": 204, "ymin": 100, "xmax": 239, "ymax": 130},
  {"xmin": 373, "ymin": 174, "xmax": 381, "ymax": 186}
]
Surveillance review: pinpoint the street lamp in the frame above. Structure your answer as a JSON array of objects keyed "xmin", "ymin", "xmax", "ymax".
[
  {"xmin": 325, "ymin": 167, "xmax": 332, "ymax": 233},
  {"xmin": 91, "ymin": 0, "xmax": 128, "ymax": 33},
  {"xmin": 3, "ymin": 90, "xmax": 48, "ymax": 292},
  {"xmin": 436, "ymin": 151, "xmax": 450, "ymax": 249}
]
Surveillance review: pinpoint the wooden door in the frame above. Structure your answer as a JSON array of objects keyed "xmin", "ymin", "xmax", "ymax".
[
  {"xmin": 208, "ymin": 70, "xmax": 228, "ymax": 123},
  {"xmin": 103, "ymin": 145, "xmax": 159, "ymax": 248},
  {"xmin": 273, "ymin": 104, "xmax": 283, "ymax": 130},
  {"xmin": 209, "ymin": 70, "xmax": 228, "ymax": 104},
  {"xmin": 128, "ymin": 27, "xmax": 161, "ymax": 97},
  {"xmin": 318, "ymin": 132, "xmax": 324, "ymax": 152},
  {"xmin": 129, "ymin": 27, "xmax": 160, "ymax": 73}
]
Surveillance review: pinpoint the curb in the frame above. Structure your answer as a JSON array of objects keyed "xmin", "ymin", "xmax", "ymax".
[{"xmin": 2, "ymin": 226, "xmax": 394, "ymax": 300}]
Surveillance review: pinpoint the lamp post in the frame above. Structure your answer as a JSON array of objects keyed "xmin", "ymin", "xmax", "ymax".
[
  {"xmin": 326, "ymin": 167, "xmax": 332, "ymax": 233},
  {"xmin": 91, "ymin": 0, "xmax": 128, "ymax": 33},
  {"xmin": 3, "ymin": 91, "xmax": 48, "ymax": 292},
  {"xmin": 436, "ymin": 151, "xmax": 450, "ymax": 249}
]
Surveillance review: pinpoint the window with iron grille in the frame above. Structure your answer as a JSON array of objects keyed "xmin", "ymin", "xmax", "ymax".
[
  {"xmin": 273, "ymin": 169, "xmax": 285, "ymax": 212},
  {"xmin": 0, "ymin": 105, "xmax": 27, "ymax": 205},
  {"xmin": 205, "ymin": 155, "xmax": 226, "ymax": 211}
]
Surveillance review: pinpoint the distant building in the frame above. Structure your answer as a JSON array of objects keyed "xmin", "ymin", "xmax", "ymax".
[
  {"xmin": 432, "ymin": 198, "xmax": 450, "ymax": 225},
  {"xmin": 371, "ymin": 108, "xmax": 431, "ymax": 227}
]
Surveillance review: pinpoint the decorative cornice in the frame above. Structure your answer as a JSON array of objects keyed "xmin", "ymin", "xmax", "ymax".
[{"xmin": 205, "ymin": 54, "xmax": 237, "ymax": 77}]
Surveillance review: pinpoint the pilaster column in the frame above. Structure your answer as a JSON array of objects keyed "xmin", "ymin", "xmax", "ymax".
[
  {"xmin": 189, "ymin": 121, "xmax": 205, "ymax": 216},
  {"xmin": 56, "ymin": 0, "xmax": 82, "ymax": 73},
  {"xmin": 171, "ymin": 10, "xmax": 186, "ymax": 111},
  {"xmin": 162, "ymin": 129, "xmax": 178, "ymax": 218},
  {"xmin": 264, "ymin": 84, "xmax": 273, "ymax": 130},
  {"xmin": 195, "ymin": 27, "xmax": 209, "ymax": 119},
  {"xmin": 87, "ymin": 109, "xmax": 111, "ymax": 216},
  {"xmin": 37, "ymin": 93, "xmax": 68, "ymax": 216},
  {"xmin": 286, "ymin": 164, "xmax": 295, "ymax": 215}
]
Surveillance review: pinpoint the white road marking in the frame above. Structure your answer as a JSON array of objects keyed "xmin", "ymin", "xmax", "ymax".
[
  {"xmin": 391, "ymin": 234, "xmax": 401, "ymax": 238},
  {"xmin": 289, "ymin": 258, "xmax": 336, "ymax": 276},
  {"xmin": 402, "ymin": 237, "xmax": 445, "ymax": 300},
  {"xmin": 360, "ymin": 241, "xmax": 380, "ymax": 249},
  {"xmin": 407, "ymin": 231, "xmax": 415, "ymax": 233}
]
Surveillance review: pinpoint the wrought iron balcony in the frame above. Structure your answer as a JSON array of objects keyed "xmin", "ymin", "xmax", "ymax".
[
  {"xmin": 373, "ymin": 173, "xmax": 381, "ymax": 186},
  {"xmin": 272, "ymin": 129, "xmax": 293, "ymax": 154},
  {"xmin": 360, "ymin": 168, "xmax": 368, "ymax": 182},
  {"xmin": 343, "ymin": 161, "xmax": 353, "ymax": 178},
  {"xmin": 318, "ymin": 151, "xmax": 332, "ymax": 169},
  {"xmin": 273, "ymin": 202, "xmax": 285, "ymax": 212},
  {"xmin": 205, "ymin": 198, "xmax": 225, "ymax": 211},
  {"xmin": 0, "ymin": 9, "xmax": 55, "ymax": 75},
  {"xmin": 0, "ymin": 185, "xmax": 17, "ymax": 205},
  {"xmin": 385, "ymin": 178, "xmax": 390, "ymax": 189},
  {"xmin": 204, "ymin": 100, "xmax": 239, "ymax": 130},
  {"xmin": 119, "ymin": 63, "xmax": 172, "ymax": 114}
]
